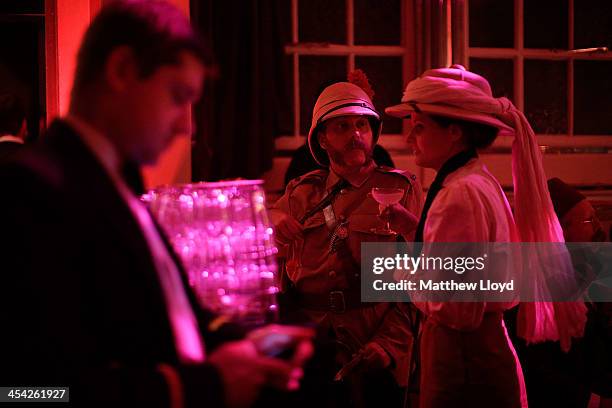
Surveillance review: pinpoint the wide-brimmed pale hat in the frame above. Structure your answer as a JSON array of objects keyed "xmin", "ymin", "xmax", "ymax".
[
  {"xmin": 385, "ymin": 65, "xmax": 514, "ymax": 136},
  {"xmin": 308, "ymin": 82, "xmax": 382, "ymax": 166}
]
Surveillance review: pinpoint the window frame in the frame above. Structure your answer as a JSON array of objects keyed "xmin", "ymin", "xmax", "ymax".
[
  {"xmin": 275, "ymin": 0, "xmax": 414, "ymax": 151},
  {"xmin": 463, "ymin": 0, "xmax": 612, "ymax": 149}
]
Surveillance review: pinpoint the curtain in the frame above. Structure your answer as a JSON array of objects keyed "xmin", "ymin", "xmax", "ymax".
[{"xmin": 190, "ymin": 0, "xmax": 291, "ymax": 181}]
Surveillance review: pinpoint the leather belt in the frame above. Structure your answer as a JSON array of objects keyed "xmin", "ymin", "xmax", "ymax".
[{"xmin": 296, "ymin": 289, "xmax": 374, "ymax": 313}]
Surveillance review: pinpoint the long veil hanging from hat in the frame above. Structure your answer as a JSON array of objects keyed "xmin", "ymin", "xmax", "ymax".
[{"xmin": 503, "ymin": 100, "xmax": 587, "ymax": 352}]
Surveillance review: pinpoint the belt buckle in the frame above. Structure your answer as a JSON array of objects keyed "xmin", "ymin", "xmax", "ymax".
[{"xmin": 329, "ymin": 290, "xmax": 346, "ymax": 313}]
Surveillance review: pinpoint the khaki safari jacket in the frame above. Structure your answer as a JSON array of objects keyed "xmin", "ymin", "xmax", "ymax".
[{"xmin": 271, "ymin": 166, "xmax": 423, "ymax": 386}]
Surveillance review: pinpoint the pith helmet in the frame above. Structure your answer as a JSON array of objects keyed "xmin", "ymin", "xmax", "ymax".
[{"xmin": 308, "ymin": 82, "xmax": 382, "ymax": 166}]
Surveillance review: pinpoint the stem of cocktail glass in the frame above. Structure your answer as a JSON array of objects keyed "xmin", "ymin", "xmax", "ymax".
[{"xmin": 384, "ymin": 205, "xmax": 391, "ymax": 232}]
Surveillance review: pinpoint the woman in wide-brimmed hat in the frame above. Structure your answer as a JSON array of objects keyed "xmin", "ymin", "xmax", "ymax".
[{"xmin": 382, "ymin": 65, "xmax": 587, "ymax": 408}]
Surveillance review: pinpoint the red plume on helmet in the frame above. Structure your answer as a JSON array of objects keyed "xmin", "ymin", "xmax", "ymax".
[{"xmin": 348, "ymin": 69, "xmax": 375, "ymax": 101}]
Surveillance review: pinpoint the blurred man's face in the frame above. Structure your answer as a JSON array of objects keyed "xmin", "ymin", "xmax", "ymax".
[
  {"xmin": 117, "ymin": 51, "xmax": 204, "ymax": 165},
  {"xmin": 318, "ymin": 115, "xmax": 374, "ymax": 169}
]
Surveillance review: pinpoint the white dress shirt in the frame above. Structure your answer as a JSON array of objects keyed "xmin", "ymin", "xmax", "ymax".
[{"xmin": 64, "ymin": 115, "xmax": 205, "ymax": 364}]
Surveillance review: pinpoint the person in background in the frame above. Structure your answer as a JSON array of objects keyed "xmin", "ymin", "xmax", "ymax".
[
  {"xmin": 0, "ymin": 1, "xmax": 313, "ymax": 407},
  {"xmin": 510, "ymin": 178, "xmax": 611, "ymax": 408},
  {"xmin": 549, "ymin": 178, "xmax": 607, "ymax": 243},
  {"xmin": 0, "ymin": 93, "xmax": 28, "ymax": 161},
  {"xmin": 271, "ymin": 72, "xmax": 423, "ymax": 407},
  {"xmin": 383, "ymin": 64, "xmax": 587, "ymax": 408}
]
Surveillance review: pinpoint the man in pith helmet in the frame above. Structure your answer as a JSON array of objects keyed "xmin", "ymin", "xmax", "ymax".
[{"xmin": 271, "ymin": 73, "xmax": 423, "ymax": 406}]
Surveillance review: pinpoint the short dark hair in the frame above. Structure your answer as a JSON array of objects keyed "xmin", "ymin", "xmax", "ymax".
[
  {"xmin": 72, "ymin": 0, "xmax": 214, "ymax": 94},
  {"xmin": 430, "ymin": 115, "xmax": 499, "ymax": 149},
  {"xmin": 0, "ymin": 94, "xmax": 26, "ymax": 135}
]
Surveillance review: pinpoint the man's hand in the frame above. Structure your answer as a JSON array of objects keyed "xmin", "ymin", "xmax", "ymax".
[
  {"xmin": 334, "ymin": 341, "xmax": 391, "ymax": 380},
  {"xmin": 270, "ymin": 210, "xmax": 303, "ymax": 244},
  {"xmin": 209, "ymin": 325, "xmax": 314, "ymax": 408},
  {"xmin": 248, "ymin": 324, "xmax": 314, "ymax": 363},
  {"xmin": 359, "ymin": 341, "xmax": 391, "ymax": 370},
  {"xmin": 379, "ymin": 204, "xmax": 419, "ymax": 236}
]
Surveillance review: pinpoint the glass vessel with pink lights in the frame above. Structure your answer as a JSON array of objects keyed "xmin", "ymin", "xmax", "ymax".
[{"xmin": 144, "ymin": 180, "xmax": 279, "ymax": 326}]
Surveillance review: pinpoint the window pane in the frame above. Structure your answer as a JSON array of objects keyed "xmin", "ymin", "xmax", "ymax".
[
  {"xmin": 575, "ymin": 0, "xmax": 612, "ymax": 49},
  {"xmin": 0, "ymin": 20, "xmax": 45, "ymax": 141},
  {"xmin": 299, "ymin": 0, "xmax": 345, "ymax": 44},
  {"xmin": 524, "ymin": 0, "xmax": 568, "ymax": 49},
  {"xmin": 469, "ymin": 0, "xmax": 514, "ymax": 48},
  {"xmin": 524, "ymin": 60, "xmax": 567, "ymax": 134},
  {"xmin": 299, "ymin": 56, "xmax": 347, "ymax": 135},
  {"xmin": 274, "ymin": 0, "xmax": 293, "ymax": 137},
  {"xmin": 469, "ymin": 58, "xmax": 514, "ymax": 101},
  {"xmin": 0, "ymin": 0, "xmax": 43, "ymax": 14},
  {"xmin": 575, "ymin": 61, "xmax": 612, "ymax": 135},
  {"xmin": 277, "ymin": 54, "xmax": 294, "ymax": 136},
  {"xmin": 354, "ymin": 57, "xmax": 403, "ymax": 134},
  {"xmin": 354, "ymin": 0, "xmax": 401, "ymax": 45}
]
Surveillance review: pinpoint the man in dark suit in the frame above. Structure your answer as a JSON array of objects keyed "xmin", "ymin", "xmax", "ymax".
[
  {"xmin": 0, "ymin": 1, "xmax": 311, "ymax": 407},
  {"xmin": 0, "ymin": 93, "xmax": 28, "ymax": 161}
]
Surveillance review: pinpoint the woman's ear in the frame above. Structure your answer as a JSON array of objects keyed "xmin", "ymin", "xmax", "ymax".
[{"xmin": 448, "ymin": 123, "xmax": 464, "ymax": 145}]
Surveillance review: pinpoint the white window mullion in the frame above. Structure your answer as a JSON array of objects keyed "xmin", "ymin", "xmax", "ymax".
[
  {"xmin": 469, "ymin": 48, "xmax": 518, "ymax": 58},
  {"xmin": 568, "ymin": 0, "xmax": 574, "ymax": 137},
  {"xmin": 292, "ymin": 0, "xmax": 300, "ymax": 138},
  {"xmin": 347, "ymin": 0, "xmax": 355, "ymax": 72},
  {"xmin": 293, "ymin": 54, "xmax": 300, "ymax": 138},
  {"xmin": 444, "ymin": 0, "xmax": 452, "ymax": 67},
  {"xmin": 346, "ymin": 0, "xmax": 354, "ymax": 46},
  {"xmin": 461, "ymin": 0, "xmax": 469, "ymax": 67},
  {"xmin": 285, "ymin": 44, "xmax": 406, "ymax": 56},
  {"xmin": 402, "ymin": 0, "xmax": 413, "ymax": 136},
  {"xmin": 515, "ymin": 0, "xmax": 524, "ymax": 112}
]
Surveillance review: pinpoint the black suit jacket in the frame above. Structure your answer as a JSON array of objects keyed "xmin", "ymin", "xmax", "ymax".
[{"xmin": 0, "ymin": 120, "xmax": 241, "ymax": 407}]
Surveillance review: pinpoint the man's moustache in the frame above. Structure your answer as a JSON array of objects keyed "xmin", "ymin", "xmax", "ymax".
[{"xmin": 346, "ymin": 141, "xmax": 367, "ymax": 150}]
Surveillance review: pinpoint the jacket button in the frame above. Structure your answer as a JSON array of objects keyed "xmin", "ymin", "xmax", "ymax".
[{"xmin": 329, "ymin": 270, "xmax": 337, "ymax": 278}]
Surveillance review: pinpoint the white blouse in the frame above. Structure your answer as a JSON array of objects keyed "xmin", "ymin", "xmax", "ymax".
[{"xmin": 417, "ymin": 158, "xmax": 520, "ymax": 330}]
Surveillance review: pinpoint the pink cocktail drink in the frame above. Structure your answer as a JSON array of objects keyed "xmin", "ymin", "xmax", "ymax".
[
  {"xmin": 372, "ymin": 188, "xmax": 404, "ymax": 206},
  {"xmin": 371, "ymin": 188, "xmax": 404, "ymax": 234}
]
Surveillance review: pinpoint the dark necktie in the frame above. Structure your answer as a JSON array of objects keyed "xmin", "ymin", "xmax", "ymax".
[{"xmin": 121, "ymin": 161, "xmax": 145, "ymax": 196}]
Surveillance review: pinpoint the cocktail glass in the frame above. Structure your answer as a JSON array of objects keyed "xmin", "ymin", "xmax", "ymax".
[{"xmin": 371, "ymin": 187, "xmax": 404, "ymax": 235}]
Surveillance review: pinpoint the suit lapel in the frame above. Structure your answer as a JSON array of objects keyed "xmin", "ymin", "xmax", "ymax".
[
  {"xmin": 45, "ymin": 120, "xmax": 158, "ymax": 277},
  {"xmin": 46, "ymin": 120, "xmax": 206, "ymax": 319}
]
